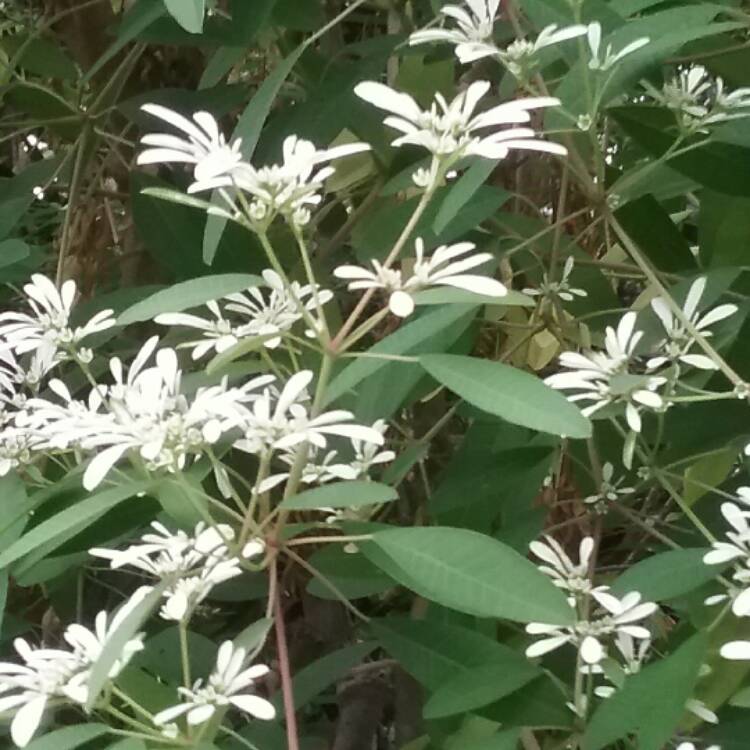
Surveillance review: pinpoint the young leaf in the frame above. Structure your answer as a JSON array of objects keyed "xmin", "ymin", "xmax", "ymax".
[
  {"xmin": 118, "ymin": 273, "xmax": 261, "ymax": 325},
  {"xmin": 420, "ymin": 354, "xmax": 591, "ymax": 439},
  {"xmin": 365, "ymin": 527, "xmax": 574, "ymax": 624},
  {"xmin": 610, "ymin": 548, "xmax": 723, "ymax": 601},
  {"xmin": 163, "ymin": 0, "xmax": 205, "ymax": 33},
  {"xmin": 280, "ymin": 481, "xmax": 397, "ymax": 511}
]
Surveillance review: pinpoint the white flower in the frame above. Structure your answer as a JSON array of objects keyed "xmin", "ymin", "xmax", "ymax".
[
  {"xmin": 409, "ymin": 0, "xmax": 501, "ymax": 63},
  {"xmin": 644, "ymin": 66, "xmax": 750, "ymax": 131},
  {"xmin": 586, "ymin": 23, "xmax": 649, "ymax": 71},
  {"xmin": 27, "ymin": 337, "xmax": 273, "ymax": 489},
  {"xmin": 91, "ymin": 522, "xmax": 252, "ymax": 623},
  {"xmin": 159, "ymin": 560, "xmax": 241, "ymax": 621},
  {"xmin": 354, "ymin": 80, "xmax": 566, "ymax": 168},
  {"xmin": 223, "ymin": 270, "xmax": 332, "ymax": 348},
  {"xmin": 523, "ymin": 257, "xmax": 588, "ymax": 303},
  {"xmin": 526, "ymin": 588, "xmax": 656, "ymax": 665},
  {"xmin": 530, "ymin": 535, "xmax": 595, "ymax": 595},
  {"xmin": 676, "ymin": 743, "xmax": 721, "ymax": 750},
  {"xmin": 703, "ymin": 494, "xmax": 750, "ymax": 617},
  {"xmin": 546, "ymin": 312, "xmax": 666, "ymax": 432},
  {"xmin": 138, "ymin": 105, "xmax": 244, "ymax": 184},
  {"xmin": 500, "ymin": 24, "xmax": 588, "ymax": 79},
  {"xmin": 647, "ymin": 277, "xmax": 736, "ymax": 371},
  {"xmin": 335, "ymin": 238, "xmax": 506, "ymax": 317},
  {"xmin": 0, "ymin": 639, "xmax": 80, "ymax": 747},
  {"xmin": 0, "ymin": 275, "xmax": 115, "ymax": 365},
  {"xmin": 156, "ymin": 271, "xmax": 331, "ymax": 356},
  {"xmin": 191, "ymin": 135, "xmax": 369, "ymax": 225},
  {"xmin": 583, "ymin": 462, "xmax": 634, "ymax": 508},
  {"xmin": 0, "ymin": 593, "xmax": 152, "ymax": 747},
  {"xmin": 61, "ymin": 597, "xmax": 147, "ymax": 704},
  {"xmin": 347, "ymin": 419, "xmax": 395, "ymax": 477},
  {"xmin": 235, "ymin": 370, "xmax": 385, "ymax": 454},
  {"xmin": 153, "ymin": 641, "xmax": 275, "ymax": 727}
]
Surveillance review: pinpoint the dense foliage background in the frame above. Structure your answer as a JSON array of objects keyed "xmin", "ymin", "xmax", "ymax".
[{"xmin": 4, "ymin": 1, "xmax": 750, "ymax": 749}]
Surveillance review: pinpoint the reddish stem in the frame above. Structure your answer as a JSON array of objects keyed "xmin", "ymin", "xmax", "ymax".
[{"xmin": 273, "ymin": 562, "xmax": 300, "ymax": 750}]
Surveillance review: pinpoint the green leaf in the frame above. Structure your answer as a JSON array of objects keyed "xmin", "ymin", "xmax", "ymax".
[
  {"xmin": 365, "ymin": 527, "xmax": 574, "ymax": 624},
  {"xmin": 584, "ymin": 633, "xmax": 707, "ymax": 750},
  {"xmin": 140, "ymin": 186, "xmax": 218, "ymax": 212},
  {"xmin": 203, "ymin": 45, "xmax": 305, "ymax": 264},
  {"xmin": 118, "ymin": 273, "xmax": 261, "ymax": 325},
  {"xmin": 420, "ymin": 354, "xmax": 591, "ymax": 439},
  {"xmin": 271, "ymin": 642, "xmax": 377, "ymax": 710},
  {"xmin": 324, "ymin": 304, "xmax": 478, "ymax": 407},
  {"xmin": 105, "ymin": 740, "xmax": 147, "ymax": 750},
  {"xmin": 85, "ymin": 0, "xmax": 165, "ymax": 81},
  {"xmin": 611, "ymin": 105, "xmax": 750, "ymax": 196},
  {"xmin": 699, "ymin": 190, "xmax": 750, "ymax": 267},
  {"xmin": 23, "ymin": 725, "xmax": 110, "ymax": 750},
  {"xmin": 86, "ymin": 583, "xmax": 168, "ymax": 710},
  {"xmin": 307, "ymin": 546, "xmax": 394, "ymax": 600},
  {"xmin": 433, "ymin": 159, "xmax": 504, "ymax": 233},
  {"xmin": 684, "ymin": 448, "xmax": 737, "ymax": 506},
  {"xmin": 234, "ymin": 618, "xmax": 273, "ymax": 654},
  {"xmin": 371, "ymin": 617, "xmax": 535, "ymax": 690},
  {"xmin": 413, "ymin": 288, "xmax": 534, "ymax": 307},
  {"xmin": 163, "ymin": 0, "xmax": 205, "ymax": 33},
  {"xmin": 2, "ymin": 34, "xmax": 78, "ymax": 80},
  {"xmin": 280, "ymin": 481, "xmax": 397, "ymax": 511},
  {"xmin": 614, "ymin": 195, "xmax": 697, "ymax": 272},
  {"xmin": 425, "ymin": 660, "xmax": 539, "ymax": 719},
  {"xmin": 0, "ymin": 481, "xmax": 152, "ymax": 570},
  {"xmin": 610, "ymin": 548, "xmax": 722, "ymax": 601},
  {"xmin": 0, "ymin": 239, "xmax": 31, "ymax": 269}
]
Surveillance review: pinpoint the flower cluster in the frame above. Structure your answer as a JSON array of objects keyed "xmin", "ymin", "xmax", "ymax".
[
  {"xmin": 91, "ymin": 521, "xmax": 263, "ymax": 622},
  {"xmin": 526, "ymin": 536, "xmax": 657, "ymax": 666},
  {"xmin": 156, "ymin": 269, "xmax": 332, "ymax": 356},
  {"xmin": 334, "ymin": 238, "xmax": 507, "ymax": 317},
  {"xmin": 643, "ymin": 64, "xmax": 750, "ymax": 132},
  {"xmin": 153, "ymin": 640, "xmax": 275, "ymax": 729},
  {"xmin": 0, "ymin": 275, "xmax": 114, "ymax": 368},
  {"xmin": 0, "ymin": 596, "xmax": 146, "ymax": 747},
  {"xmin": 354, "ymin": 80, "xmax": 566, "ymax": 186},
  {"xmin": 704, "ymin": 489, "xmax": 750, "ymax": 660},
  {"xmin": 523, "ymin": 256, "xmax": 587, "ymax": 305},
  {"xmin": 408, "ymin": 0, "xmax": 586, "ymax": 81},
  {"xmin": 547, "ymin": 278, "xmax": 736, "ymax": 439},
  {"xmin": 138, "ymin": 106, "xmax": 368, "ymax": 229}
]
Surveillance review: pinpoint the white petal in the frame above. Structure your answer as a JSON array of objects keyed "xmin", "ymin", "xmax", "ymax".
[
  {"xmin": 83, "ymin": 444, "xmax": 130, "ymax": 490},
  {"xmin": 721, "ymin": 640, "xmax": 750, "ymax": 660},
  {"xmin": 733, "ymin": 587, "xmax": 750, "ymax": 616},
  {"xmin": 389, "ymin": 290, "xmax": 415, "ymax": 317},
  {"xmin": 11, "ymin": 695, "xmax": 47, "ymax": 748},
  {"xmin": 580, "ymin": 635, "xmax": 604, "ymax": 664},
  {"xmin": 229, "ymin": 694, "xmax": 277, "ymax": 720}
]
